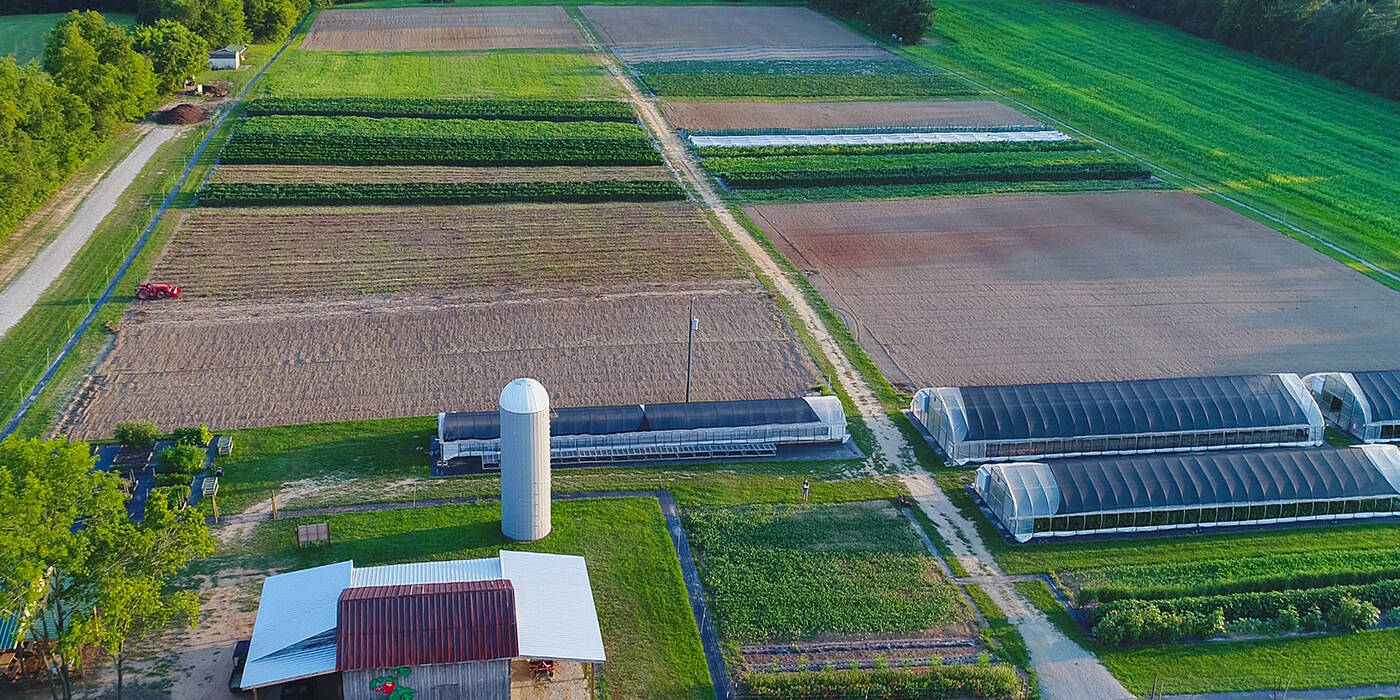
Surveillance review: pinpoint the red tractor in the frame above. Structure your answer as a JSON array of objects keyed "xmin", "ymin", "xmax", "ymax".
[{"xmin": 135, "ymin": 281, "xmax": 181, "ymax": 300}]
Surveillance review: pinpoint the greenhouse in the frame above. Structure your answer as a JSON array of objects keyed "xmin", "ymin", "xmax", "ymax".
[
  {"xmin": 975, "ymin": 445, "xmax": 1400, "ymax": 542},
  {"xmin": 1305, "ymin": 370, "xmax": 1400, "ymax": 443},
  {"xmin": 911, "ymin": 373, "xmax": 1324, "ymax": 465}
]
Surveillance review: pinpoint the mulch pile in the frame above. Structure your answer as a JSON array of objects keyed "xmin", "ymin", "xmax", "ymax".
[
  {"xmin": 204, "ymin": 81, "xmax": 231, "ymax": 98},
  {"xmin": 156, "ymin": 104, "xmax": 207, "ymax": 125}
]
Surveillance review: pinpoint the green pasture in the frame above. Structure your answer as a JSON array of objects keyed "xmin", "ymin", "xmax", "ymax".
[{"xmin": 0, "ymin": 12, "xmax": 135, "ymax": 65}]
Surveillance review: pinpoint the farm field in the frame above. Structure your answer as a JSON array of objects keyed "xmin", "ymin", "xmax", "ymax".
[
  {"xmin": 63, "ymin": 289, "xmax": 819, "ymax": 439},
  {"xmin": 208, "ymin": 164, "xmax": 672, "ymax": 184},
  {"xmin": 299, "ymin": 6, "xmax": 585, "ymax": 51},
  {"xmin": 749, "ymin": 190, "xmax": 1400, "ymax": 388},
  {"xmin": 0, "ymin": 12, "xmax": 135, "ymax": 65},
  {"xmin": 662, "ymin": 100, "xmax": 1038, "ymax": 130},
  {"xmin": 581, "ymin": 5, "xmax": 871, "ymax": 48},
  {"xmin": 255, "ymin": 50, "xmax": 623, "ymax": 99},
  {"xmin": 913, "ymin": 0, "xmax": 1400, "ymax": 283},
  {"xmin": 150, "ymin": 203, "xmax": 743, "ymax": 301}
]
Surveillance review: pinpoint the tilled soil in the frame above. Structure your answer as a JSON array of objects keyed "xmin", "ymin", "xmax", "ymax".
[
  {"xmin": 581, "ymin": 5, "xmax": 871, "ymax": 47},
  {"xmin": 663, "ymin": 100, "xmax": 1039, "ymax": 131},
  {"xmin": 207, "ymin": 164, "xmax": 674, "ymax": 185},
  {"xmin": 299, "ymin": 7, "xmax": 586, "ymax": 51},
  {"xmin": 748, "ymin": 190, "xmax": 1400, "ymax": 388},
  {"xmin": 63, "ymin": 290, "xmax": 820, "ymax": 438},
  {"xmin": 153, "ymin": 202, "xmax": 742, "ymax": 302}
]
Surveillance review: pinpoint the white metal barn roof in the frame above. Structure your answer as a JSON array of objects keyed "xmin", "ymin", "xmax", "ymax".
[{"xmin": 242, "ymin": 552, "xmax": 605, "ymax": 689}]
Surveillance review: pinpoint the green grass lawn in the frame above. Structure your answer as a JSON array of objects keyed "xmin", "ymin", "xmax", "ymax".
[
  {"xmin": 0, "ymin": 12, "xmax": 135, "ymax": 65},
  {"xmin": 241, "ymin": 498, "xmax": 712, "ymax": 699},
  {"xmin": 684, "ymin": 500, "xmax": 966, "ymax": 643},
  {"xmin": 909, "ymin": 0, "xmax": 1400, "ymax": 285},
  {"xmin": 252, "ymin": 50, "xmax": 623, "ymax": 100}
]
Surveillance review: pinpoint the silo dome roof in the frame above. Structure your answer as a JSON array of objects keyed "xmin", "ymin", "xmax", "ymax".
[{"xmin": 500, "ymin": 378, "xmax": 550, "ymax": 414}]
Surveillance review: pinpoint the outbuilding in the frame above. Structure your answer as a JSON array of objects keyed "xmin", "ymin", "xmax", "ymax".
[
  {"xmin": 240, "ymin": 551, "xmax": 606, "ymax": 699},
  {"xmin": 912, "ymin": 374, "xmax": 1324, "ymax": 465},
  {"xmin": 975, "ymin": 445, "xmax": 1400, "ymax": 542},
  {"xmin": 208, "ymin": 45, "xmax": 246, "ymax": 70},
  {"xmin": 1305, "ymin": 370, "xmax": 1400, "ymax": 443}
]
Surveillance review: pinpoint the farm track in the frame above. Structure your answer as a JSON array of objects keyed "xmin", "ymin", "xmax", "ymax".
[
  {"xmin": 577, "ymin": 12, "xmax": 1132, "ymax": 699},
  {"xmin": 207, "ymin": 164, "xmax": 673, "ymax": 185},
  {"xmin": 299, "ymin": 6, "xmax": 586, "ymax": 51}
]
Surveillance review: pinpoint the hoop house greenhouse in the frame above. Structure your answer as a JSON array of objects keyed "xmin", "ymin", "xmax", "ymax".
[
  {"xmin": 1304, "ymin": 370, "xmax": 1400, "ymax": 443},
  {"xmin": 975, "ymin": 445, "xmax": 1400, "ymax": 542},
  {"xmin": 911, "ymin": 374, "xmax": 1324, "ymax": 465}
]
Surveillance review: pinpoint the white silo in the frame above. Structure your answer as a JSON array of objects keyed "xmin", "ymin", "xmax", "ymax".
[{"xmin": 500, "ymin": 378, "xmax": 551, "ymax": 541}]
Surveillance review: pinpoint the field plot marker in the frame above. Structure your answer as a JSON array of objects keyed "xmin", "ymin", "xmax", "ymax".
[{"xmin": 1, "ymin": 15, "xmax": 312, "ymax": 440}]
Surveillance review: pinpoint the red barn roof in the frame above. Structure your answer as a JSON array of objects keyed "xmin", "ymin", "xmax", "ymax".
[{"xmin": 335, "ymin": 580, "xmax": 518, "ymax": 671}]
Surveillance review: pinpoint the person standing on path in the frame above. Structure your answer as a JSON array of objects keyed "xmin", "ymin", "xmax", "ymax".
[{"xmin": 802, "ymin": 478, "xmax": 810, "ymax": 502}]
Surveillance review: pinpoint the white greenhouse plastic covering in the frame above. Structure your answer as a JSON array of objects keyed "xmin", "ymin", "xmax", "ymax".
[
  {"xmin": 1305, "ymin": 370, "xmax": 1400, "ymax": 443},
  {"xmin": 689, "ymin": 130, "xmax": 1071, "ymax": 147}
]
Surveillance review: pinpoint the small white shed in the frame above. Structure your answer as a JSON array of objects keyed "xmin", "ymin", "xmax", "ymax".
[{"xmin": 208, "ymin": 45, "xmax": 246, "ymax": 70}]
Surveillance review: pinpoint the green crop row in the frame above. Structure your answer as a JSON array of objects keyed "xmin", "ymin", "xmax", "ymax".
[
  {"xmin": 743, "ymin": 666, "xmax": 1026, "ymax": 699},
  {"xmin": 633, "ymin": 59, "xmax": 930, "ymax": 76},
  {"xmin": 695, "ymin": 140, "xmax": 1097, "ymax": 159},
  {"xmin": 640, "ymin": 74, "xmax": 976, "ymax": 98},
  {"xmin": 1070, "ymin": 549, "xmax": 1400, "ymax": 603},
  {"xmin": 234, "ymin": 115, "xmax": 647, "ymax": 140},
  {"xmin": 243, "ymin": 97, "xmax": 636, "ymax": 122},
  {"xmin": 197, "ymin": 180, "xmax": 685, "ymax": 206},
  {"xmin": 1091, "ymin": 578, "xmax": 1400, "ymax": 626},
  {"xmin": 220, "ymin": 140, "xmax": 662, "ymax": 166},
  {"xmin": 706, "ymin": 151, "xmax": 1149, "ymax": 188}
]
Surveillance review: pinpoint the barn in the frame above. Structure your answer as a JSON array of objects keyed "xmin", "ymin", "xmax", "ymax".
[
  {"xmin": 208, "ymin": 44, "xmax": 246, "ymax": 70},
  {"xmin": 1305, "ymin": 370, "xmax": 1400, "ymax": 443},
  {"xmin": 437, "ymin": 396, "xmax": 847, "ymax": 470},
  {"xmin": 911, "ymin": 374, "xmax": 1324, "ymax": 465},
  {"xmin": 975, "ymin": 445, "xmax": 1400, "ymax": 542},
  {"xmin": 240, "ymin": 551, "xmax": 605, "ymax": 699}
]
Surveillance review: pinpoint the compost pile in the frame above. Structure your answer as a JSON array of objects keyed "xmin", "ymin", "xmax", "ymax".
[
  {"xmin": 205, "ymin": 81, "xmax": 231, "ymax": 98},
  {"xmin": 157, "ymin": 104, "xmax": 207, "ymax": 125}
]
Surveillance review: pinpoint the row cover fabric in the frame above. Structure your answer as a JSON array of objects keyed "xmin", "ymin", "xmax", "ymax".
[
  {"xmin": 1352, "ymin": 370, "xmax": 1400, "ymax": 423},
  {"xmin": 958, "ymin": 374, "xmax": 1312, "ymax": 442},
  {"xmin": 1047, "ymin": 447, "xmax": 1400, "ymax": 515},
  {"xmin": 442, "ymin": 398, "xmax": 818, "ymax": 442}
]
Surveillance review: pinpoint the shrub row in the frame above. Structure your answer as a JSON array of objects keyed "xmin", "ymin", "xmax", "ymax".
[
  {"xmin": 243, "ymin": 97, "xmax": 636, "ymax": 122},
  {"xmin": 695, "ymin": 140, "xmax": 1096, "ymax": 159},
  {"xmin": 154, "ymin": 444, "xmax": 206, "ymax": 487},
  {"xmin": 1091, "ymin": 579, "xmax": 1400, "ymax": 645},
  {"xmin": 1075, "ymin": 549, "xmax": 1400, "ymax": 603},
  {"xmin": 640, "ymin": 74, "xmax": 974, "ymax": 98},
  {"xmin": 198, "ymin": 180, "xmax": 686, "ymax": 207},
  {"xmin": 742, "ymin": 666, "xmax": 1026, "ymax": 699}
]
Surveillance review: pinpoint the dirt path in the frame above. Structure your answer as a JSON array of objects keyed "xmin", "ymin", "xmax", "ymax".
[
  {"xmin": 577, "ymin": 15, "xmax": 1133, "ymax": 699},
  {"xmin": 0, "ymin": 126, "xmax": 176, "ymax": 338}
]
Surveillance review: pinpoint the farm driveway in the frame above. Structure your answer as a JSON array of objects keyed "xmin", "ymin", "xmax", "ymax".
[{"xmin": 0, "ymin": 126, "xmax": 175, "ymax": 338}]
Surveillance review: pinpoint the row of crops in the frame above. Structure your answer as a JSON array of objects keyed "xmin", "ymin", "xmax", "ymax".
[
  {"xmin": 630, "ymin": 58, "xmax": 975, "ymax": 98},
  {"xmin": 205, "ymin": 102, "xmax": 674, "ymax": 205},
  {"xmin": 692, "ymin": 134, "xmax": 1154, "ymax": 201}
]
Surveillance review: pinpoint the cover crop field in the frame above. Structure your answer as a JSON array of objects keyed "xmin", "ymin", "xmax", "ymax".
[
  {"xmin": 663, "ymin": 100, "xmax": 1037, "ymax": 130},
  {"xmin": 256, "ymin": 50, "xmax": 623, "ymax": 99},
  {"xmin": 912, "ymin": 0, "xmax": 1400, "ymax": 283},
  {"xmin": 299, "ymin": 6, "xmax": 586, "ymax": 51}
]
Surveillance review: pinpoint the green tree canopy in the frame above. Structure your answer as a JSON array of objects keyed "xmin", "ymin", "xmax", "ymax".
[
  {"xmin": 0, "ymin": 57, "xmax": 96, "ymax": 235},
  {"xmin": 139, "ymin": 0, "xmax": 248, "ymax": 48},
  {"xmin": 43, "ymin": 10, "xmax": 157, "ymax": 138},
  {"xmin": 133, "ymin": 18, "xmax": 209, "ymax": 93},
  {"xmin": 244, "ymin": 0, "xmax": 303, "ymax": 43}
]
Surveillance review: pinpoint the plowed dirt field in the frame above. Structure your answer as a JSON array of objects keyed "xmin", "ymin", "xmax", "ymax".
[
  {"xmin": 580, "ymin": 5, "xmax": 870, "ymax": 47},
  {"xmin": 64, "ymin": 291, "xmax": 818, "ymax": 438},
  {"xmin": 748, "ymin": 190, "xmax": 1400, "ymax": 388},
  {"xmin": 152, "ymin": 203, "xmax": 742, "ymax": 302},
  {"xmin": 208, "ymin": 165, "xmax": 673, "ymax": 185},
  {"xmin": 299, "ymin": 7, "xmax": 586, "ymax": 51},
  {"xmin": 663, "ymin": 100, "xmax": 1037, "ymax": 131}
]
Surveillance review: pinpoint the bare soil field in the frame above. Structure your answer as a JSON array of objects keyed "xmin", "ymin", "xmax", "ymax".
[
  {"xmin": 581, "ymin": 5, "xmax": 871, "ymax": 47},
  {"xmin": 208, "ymin": 164, "xmax": 673, "ymax": 185},
  {"xmin": 748, "ymin": 190, "xmax": 1400, "ymax": 388},
  {"xmin": 152, "ymin": 203, "xmax": 743, "ymax": 302},
  {"xmin": 663, "ymin": 100, "xmax": 1038, "ymax": 131},
  {"xmin": 299, "ymin": 7, "xmax": 586, "ymax": 51},
  {"xmin": 62, "ymin": 290, "xmax": 819, "ymax": 438}
]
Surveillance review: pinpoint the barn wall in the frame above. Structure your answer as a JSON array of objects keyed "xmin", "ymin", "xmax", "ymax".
[{"xmin": 343, "ymin": 660, "xmax": 509, "ymax": 700}]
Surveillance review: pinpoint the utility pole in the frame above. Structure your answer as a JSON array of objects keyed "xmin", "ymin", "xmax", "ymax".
[{"xmin": 685, "ymin": 298, "xmax": 698, "ymax": 402}]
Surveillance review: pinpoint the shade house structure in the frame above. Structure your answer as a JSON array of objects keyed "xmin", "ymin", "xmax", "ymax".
[
  {"xmin": 975, "ymin": 445, "xmax": 1400, "ymax": 542},
  {"xmin": 1305, "ymin": 370, "xmax": 1400, "ymax": 443},
  {"xmin": 912, "ymin": 374, "xmax": 1324, "ymax": 465}
]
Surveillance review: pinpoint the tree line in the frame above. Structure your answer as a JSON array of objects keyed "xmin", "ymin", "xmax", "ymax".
[
  {"xmin": 1089, "ymin": 0, "xmax": 1400, "ymax": 100},
  {"xmin": 810, "ymin": 0, "xmax": 937, "ymax": 44},
  {"xmin": 1, "ymin": 0, "xmax": 325, "ymax": 243}
]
